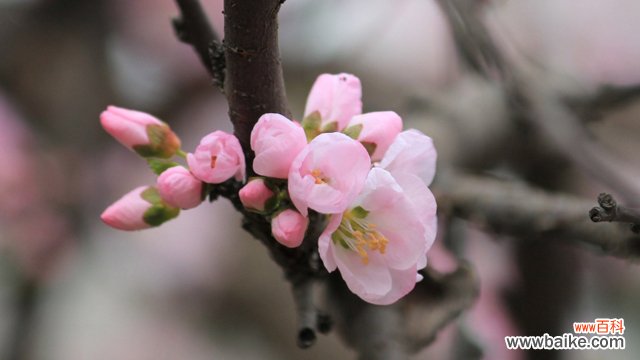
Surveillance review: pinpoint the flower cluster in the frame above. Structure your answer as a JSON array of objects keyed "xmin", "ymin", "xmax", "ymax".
[
  {"xmin": 100, "ymin": 106, "xmax": 244, "ymax": 230},
  {"xmin": 248, "ymin": 74, "xmax": 438, "ymax": 304},
  {"xmin": 100, "ymin": 73, "xmax": 437, "ymax": 305}
]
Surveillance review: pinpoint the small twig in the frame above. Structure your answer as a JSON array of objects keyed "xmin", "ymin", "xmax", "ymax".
[
  {"xmin": 567, "ymin": 85, "xmax": 640, "ymax": 122},
  {"xmin": 590, "ymin": 193, "xmax": 640, "ymax": 233},
  {"xmin": 436, "ymin": 171, "xmax": 640, "ymax": 259},
  {"xmin": 292, "ymin": 279, "xmax": 318, "ymax": 348},
  {"xmin": 173, "ymin": 0, "xmax": 221, "ymax": 79},
  {"xmin": 435, "ymin": 0, "xmax": 511, "ymax": 84},
  {"xmin": 524, "ymin": 84, "xmax": 640, "ymax": 206}
]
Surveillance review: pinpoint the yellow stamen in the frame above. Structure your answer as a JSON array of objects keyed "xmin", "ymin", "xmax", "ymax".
[
  {"xmin": 311, "ymin": 169, "xmax": 327, "ymax": 184},
  {"xmin": 335, "ymin": 211, "xmax": 390, "ymax": 265}
]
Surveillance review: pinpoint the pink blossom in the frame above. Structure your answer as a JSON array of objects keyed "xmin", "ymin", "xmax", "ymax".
[
  {"xmin": 378, "ymin": 129, "xmax": 437, "ymax": 186},
  {"xmin": 100, "ymin": 106, "xmax": 181, "ymax": 158},
  {"xmin": 250, "ymin": 113, "xmax": 307, "ymax": 178},
  {"xmin": 157, "ymin": 166, "xmax": 203, "ymax": 209},
  {"xmin": 345, "ymin": 111, "xmax": 403, "ymax": 161},
  {"xmin": 187, "ymin": 131, "xmax": 245, "ymax": 184},
  {"xmin": 239, "ymin": 178, "xmax": 275, "ymax": 212},
  {"xmin": 319, "ymin": 168, "xmax": 436, "ymax": 305},
  {"xmin": 304, "ymin": 73, "xmax": 362, "ymax": 131},
  {"xmin": 101, "ymin": 186, "xmax": 180, "ymax": 231},
  {"xmin": 271, "ymin": 209, "xmax": 309, "ymax": 248},
  {"xmin": 288, "ymin": 132, "xmax": 370, "ymax": 216}
]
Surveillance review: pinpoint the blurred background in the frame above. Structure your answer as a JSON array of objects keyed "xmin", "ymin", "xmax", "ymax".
[{"xmin": 1, "ymin": 0, "xmax": 640, "ymax": 359}]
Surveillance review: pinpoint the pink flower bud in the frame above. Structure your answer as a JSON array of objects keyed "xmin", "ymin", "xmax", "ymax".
[
  {"xmin": 100, "ymin": 106, "xmax": 181, "ymax": 158},
  {"xmin": 239, "ymin": 178, "xmax": 275, "ymax": 212},
  {"xmin": 101, "ymin": 186, "xmax": 180, "ymax": 231},
  {"xmin": 187, "ymin": 131, "xmax": 246, "ymax": 184},
  {"xmin": 157, "ymin": 166, "xmax": 203, "ymax": 209},
  {"xmin": 344, "ymin": 111, "xmax": 403, "ymax": 161},
  {"xmin": 271, "ymin": 209, "xmax": 309, "ymax": 248},
  {"xmin": 304, "ymin": 73, "xmax": 362, "ymax": 131},
  {"xmin": 251, "ymin": 113, "xmax": 307, "ymax": 179}
]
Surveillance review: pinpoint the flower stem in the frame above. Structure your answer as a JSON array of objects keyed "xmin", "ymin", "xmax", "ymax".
[{"xmin": 176, "ymin": 149, "xmax": 187, "ymax": 158}]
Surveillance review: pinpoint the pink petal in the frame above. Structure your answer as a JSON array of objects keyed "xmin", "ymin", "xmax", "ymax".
[
  {"xmin": 288, "ymin": 132, "xmax": 370, "ymax": 215},
  {"xmin": 357, "ymin": 168, "xmax": 427, "ymax": 270},
  {"xmin": 379, "ymin": 129, "xmax": 437, "ymax": 186},
  {"xmin": 271, "ymin": 209, "xmax": 309, "ymax": 248},
  {"xmin": 100, "ymin": 186, "xmax": 152, "ymax": 231},
  {"xmin": 348, "ymin": 111, "xmax": 403, "ymax": 161},
  {"xmin": 239, "ymin": 178, "xmax": 275, "ymax": 212},
  {"xmin": 251, "ymin": 113, "xmax": 307, "ymax": 179},
  {"xmin": 333, "ymin": 248, "xmax": 393, "ymax": 300},
  {"xmin": 318, "ymin": 214, "xmax": 343, "ymax": 272},
  {"xmin": 304, "ymin": 73, "xmax": 363, "ymax": 130},
  {"xmin": 157, "ymin": 166, "xmax": 203, "ymax": 210},
  {"xmin": 187, "ymin": 131, "xmax": 245, "ymax": 184},
  {"xmin": 366, "ymin": 266, "xmax": 419, "ymax": 305}
]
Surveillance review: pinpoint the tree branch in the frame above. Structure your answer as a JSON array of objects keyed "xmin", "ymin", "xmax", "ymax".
[
  {"xmin": 173, "ymin": 0, "xmax": 224, "ymax": 87},
  {"xmin": 590, "ymin": 193, "xmax": 640, "ymax": 232},
  {"xmin": 223, "ymin": 0, "xmax": 291, "ymax": 153},
  {"xmin": 437, "ymin": 0, "xmax": 640, "ymax": 205},
  {"xmin": 567, "ymin": 85, "xmax": 640, "ymax": 122},
  {"xmin": 327, "ymin": 263, "xmax": 478, "ymax": 360},
  {"xmin": 436, "ymin": 172, "xmax": 640, "ymax": 259}
]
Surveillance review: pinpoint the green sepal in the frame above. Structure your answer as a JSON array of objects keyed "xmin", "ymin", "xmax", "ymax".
[
  {"xmin": 301, "ymin": 111, "xmax": 322, "ymax": 141},
  {"xmin": 147, "ymin": 159, "xmax": 180, "ymax": 175},
  {"xmin": 350, "ymin": 206, "xmax": 369, "ymax": 219},
  {"xmin": 321, "ymin": 121, "xmax": 339, "ymax": 133},
  {"xmin": 361, "ymin": 141, "xmax": 377, "ymax": 157},
  {"xmin": 143, "ymin": 204, "xmax": 180, "ymax": 226},
  {"xmin": 133, "ymin": 124, "xmax": 181, "ymax": 158},
  {"xmin": 342, "ymin": 124, "xmax": 363, "ymax": 139},
  {"xmin": 141, "ymin": 186, "xmax": 163, "ymax": 204},
  {"xmin": 263, "ymin": 195, "xmax": 280, "ymax": 214}
]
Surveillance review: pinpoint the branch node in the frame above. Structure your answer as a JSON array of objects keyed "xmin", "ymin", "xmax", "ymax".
[
  {"xmin": 598, "ymin": 192, "xmax": 617, "ymax": 211},
  {"xmin": 589, "ymin": 193, "xmax": 640, "ymax": 235},
  {"xmin": 316, "ymin": 312, "xmax": 333, "ymax": 334}
]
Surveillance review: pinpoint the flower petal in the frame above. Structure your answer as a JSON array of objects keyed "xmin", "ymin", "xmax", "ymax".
[
  {"xmin": 379, "ymin": 129, "xmax": 437, "ymax": 186},
  {"xmin": 304, "ymin": 73, "xmax": 362, "ymax": 130}
]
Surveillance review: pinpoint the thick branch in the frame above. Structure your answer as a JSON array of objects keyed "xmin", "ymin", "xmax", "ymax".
[
  {"xmin": 436, "ymin": 172, "xmax": 640, "ymax": 259},
  {"xmin": 224, "ymin": 0, "xmax": 291, "ymax": 153}
]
